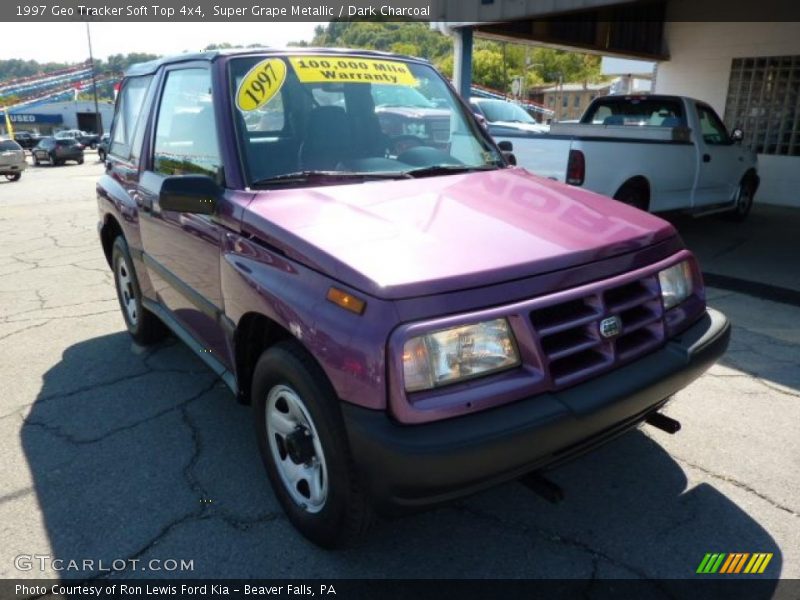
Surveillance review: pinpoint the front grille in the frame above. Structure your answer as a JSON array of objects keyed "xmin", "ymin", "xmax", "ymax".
[{"xmin": 531, "ymin": 274, "xmax": 665, "ymax": 388}]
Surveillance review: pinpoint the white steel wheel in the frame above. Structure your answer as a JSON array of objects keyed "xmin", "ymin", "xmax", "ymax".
[
  {"xmin": 266, "ymin": 384, "xmax": 328, "ymax": 513},
  {"xmin": 116, "ymin": 258, "xmax": 138, "ymax": 326}
]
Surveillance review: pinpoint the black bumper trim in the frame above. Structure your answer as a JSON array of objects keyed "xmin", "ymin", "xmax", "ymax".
[{"xmin": 342, "ymin": 308, "xmax": 730, "ymax": 513}]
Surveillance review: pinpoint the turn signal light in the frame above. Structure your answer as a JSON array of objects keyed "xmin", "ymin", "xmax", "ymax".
[{"xmin": 326, "ymin": 287, "xmax": 366, "ymax": 315}]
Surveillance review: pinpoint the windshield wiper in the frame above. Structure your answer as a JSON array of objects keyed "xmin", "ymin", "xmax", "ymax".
[
  {"xmin": 402, "ymin": 164, "xmax": 500, "ymax": 178},
  {"xmin": 251, "ymin": 170, "xmax": 412, "ymax": 188}
]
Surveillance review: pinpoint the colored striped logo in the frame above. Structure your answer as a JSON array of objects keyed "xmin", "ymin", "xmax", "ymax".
[{"xmin": 696, "ymin": 553, "xmax": 773, "ymax": 574}]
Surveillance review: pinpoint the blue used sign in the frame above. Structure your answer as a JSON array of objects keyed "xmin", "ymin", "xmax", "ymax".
[{"xmin": 1, "ymin": 113, "xmax": 63, "ymax": 124}]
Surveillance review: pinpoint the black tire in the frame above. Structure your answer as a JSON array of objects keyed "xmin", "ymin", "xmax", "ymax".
[
  {"xmin": 77, "ymin": 157, "xmax": 84, "ymax": 165},
  {"xmin": 614, "ymin": 181, "xmax": 649, "ymax": 212},
  {"xmin": 252, "ymin": 341, "xmax": 374, "ymax": 548},
  {"xmin": 111, "ymin": 236, "xmax": 167, "ymax": 345},
  {"xmin": 90, "ymin": 142, "xmax": 98, "ymax": 150},
  {"xmin": 724, "ymin": 179, "xmax": 755, "ymax": 222},
  {"xmin": 5, "ymin": 173, "xmax": 21, "ymax": 182},
  {"xmin": 33, "ymin": 155, "xmax": 40, "ymax": 166},
  {"xmin": 98, "ymin": 149, "xmax": 106, "ymax": 162}
]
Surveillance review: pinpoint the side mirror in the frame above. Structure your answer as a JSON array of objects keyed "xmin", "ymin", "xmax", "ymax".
[
  {"xmin": 731, "ymin": 128, "xmax": 744, "ymax": 143},
  {"xmin": 159, "ymin": 175, "xmax": 221, "ymax": 215},
  {"xmin": 497, "ymin": 140, "xmax": 516, "ymax": 166}
]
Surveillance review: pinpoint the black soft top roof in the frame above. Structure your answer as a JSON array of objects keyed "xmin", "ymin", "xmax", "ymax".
[{"xmin": 124, "ymin": 47, "xmax": 429, "ymax": 77}]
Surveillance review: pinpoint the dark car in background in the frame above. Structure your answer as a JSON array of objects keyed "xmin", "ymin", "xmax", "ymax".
[
  {"xmin": 32, "ymin": 137, "xmax": 85, "ymax": 166},
  {"xmin": 12, "ymin": 131, "xmax": 43, "ymax": 150},
  {"xmin": 372, "ymin": 84, "xmax": 452, "ymax": 153},
  {"xmin": 97, "ymin": 133, "xmax": 110, "ymax": 161},
  {"xmin": 0, "ymin": 138, "xmax": 27, "ymax": 181},
  {"xmin": 470, "ymin": 98, "xmax": 550, "ymax": 135},
  {"xmin": 55, "ymin": 129, "xmax": 101, "ymax": 149}
]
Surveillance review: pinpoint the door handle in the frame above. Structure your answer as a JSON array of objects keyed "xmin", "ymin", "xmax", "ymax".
[{"xmin": 703, "ymin": 154, "xmax": 711, "ymax": 163}]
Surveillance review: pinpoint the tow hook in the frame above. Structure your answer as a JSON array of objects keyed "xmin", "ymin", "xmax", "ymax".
[
  {"xmin": 645, "ymin": 412, "xmax": 681, "ymax": 434},
  {"xmin": 519, "ymin": 472, "xmax": 565, "ymax": 504}
]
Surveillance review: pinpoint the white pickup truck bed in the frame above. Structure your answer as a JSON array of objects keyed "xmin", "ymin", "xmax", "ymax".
[{"xmin": 495, "ymin": 95, "xmax": 759, "ymax": 219}]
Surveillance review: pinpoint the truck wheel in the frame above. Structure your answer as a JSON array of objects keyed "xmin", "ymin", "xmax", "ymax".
[
  {"xmin": 614, "ymin": 181, "xmax": 649, "ymax": 212},
  {"xmin": 724, "ymin": 180, "xmax": 755, "ymax": 222},
  {"xmin": 252, "ymin": 341, "xmax": 373, "ymax": 548},
  {"xmin": 111, "ymin": 236, "xmax": 167, "ymax": 345}
]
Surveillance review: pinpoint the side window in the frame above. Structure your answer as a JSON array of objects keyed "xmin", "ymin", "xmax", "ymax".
[
  {"xmin": 153, "ymin": 68, "xmax": 221, "ymax": 178},
  {"xmin": 110, "ymin": 75, "xmax": 153, "ymax": 159},
  {"xmin": 590, "ymin": 105, "xmax": 611, "ymax": 124},
  {"xmin": 697, "ymin": 104, "xmax": 731, "ymax": 145}
]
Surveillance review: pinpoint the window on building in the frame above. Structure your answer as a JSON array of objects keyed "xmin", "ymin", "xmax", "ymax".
[
  {"xmin": 562, "ymin": 95, "xmax": 568, "ymax": 108},
  {"xmin": 724, "ymin": 55, "xmax": 800, "ymax": 156},
  {"xmin": 574, "ymin": 95, "xmax": 581, "ymax": 108}
]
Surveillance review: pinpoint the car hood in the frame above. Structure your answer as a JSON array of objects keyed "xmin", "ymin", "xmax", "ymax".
[
  {"xmin": 490, "ymin": 121, "xmax": 549, "ymax": 134},
  {"xmin": 375, "ymin": 106, "xmax": 450, "ymax": 119},
  {"xmin": 242, "ymin": 168, "xmax": 677, "ymax": 300}
]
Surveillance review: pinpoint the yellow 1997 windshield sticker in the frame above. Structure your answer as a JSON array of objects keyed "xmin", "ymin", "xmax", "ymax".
[
  {"xmin": 236, "ymin": 58, "xmax": 287, "ymax": 111},
  {"xmin": 288, "ymin": 56, "xmax": 417, "ymax": 86}
]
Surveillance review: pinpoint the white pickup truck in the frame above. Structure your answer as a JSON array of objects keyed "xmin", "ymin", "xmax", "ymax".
[{"xmin": 497, "ymin": 95, "xmax": 759, "ymax": 220}]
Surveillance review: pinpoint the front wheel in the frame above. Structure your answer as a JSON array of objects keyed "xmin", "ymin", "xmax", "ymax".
[
  {"xmin": 4, "ymin": 173, "xmax": 21, "ymax": 182},
  {"xmin": 111, "ymin": 236, "xmax": 167, "ymax": 345},
  {"xmin": 724, "ymin": 180, "xmax": 755, "ymax": 222},
  {"xmin": 77, "ymin": 157, "xmax": 84, "ymax": 165},
  {"xmin": 252, "ymin": 341, "xmax": 373, "ymax": 548}
]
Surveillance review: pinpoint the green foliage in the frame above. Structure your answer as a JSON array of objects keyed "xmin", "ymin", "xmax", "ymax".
[
  {"xmin": 305, "ymin": 22, "xmax": 605, "ymax": 94},
  {"xmin": 309, "ymin": 21, "xmax": 452, "ymax": 62},
  {"xmin": 0, "ymin": 59, "xmax": 70, "ymax": 81}
]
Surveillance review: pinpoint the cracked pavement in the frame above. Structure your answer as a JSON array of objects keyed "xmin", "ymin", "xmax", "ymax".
[{"xmin": 0, "ymin": 159, "xmax": 798, "ymax": 584}]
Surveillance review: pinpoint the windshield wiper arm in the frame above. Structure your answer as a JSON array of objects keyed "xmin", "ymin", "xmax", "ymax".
[
  {"xmin": 251, "ymin": 170, "xmax": 411, "ymax": 187},
  {"xmin": 402, "ymin": 164, "xmax": 500, "ymax": 178}
]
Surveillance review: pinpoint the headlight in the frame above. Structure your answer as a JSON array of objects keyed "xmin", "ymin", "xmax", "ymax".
[
  {"xmin": 659, "ymin": 260, "xmax": 694, "ymax": 310},
  {"xmin": 403, "ymin": 318, "xmax": 520, "ymax": 392}
]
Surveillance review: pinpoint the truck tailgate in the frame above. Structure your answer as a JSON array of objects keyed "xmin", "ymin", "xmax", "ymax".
[{"xmin": 494, "ymin": 133, "xmax": 572, "ymax": 183}]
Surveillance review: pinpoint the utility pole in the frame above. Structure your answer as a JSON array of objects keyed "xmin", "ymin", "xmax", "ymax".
[{"xmin": 86, "ymin": 23, "xmax": 102, "ymax": 135}]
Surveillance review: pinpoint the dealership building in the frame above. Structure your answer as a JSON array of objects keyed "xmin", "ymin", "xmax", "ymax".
[
  {"xmin": 433, "ymin": 0, "xmax": 800, "ymax": 208},
  {"xmin": 0, "ymin": 100, "xmax": 114, "ymax": 136}
]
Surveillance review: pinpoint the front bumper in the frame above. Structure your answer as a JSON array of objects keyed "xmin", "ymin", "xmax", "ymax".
[{"xmin": 342, "ymin": 308, "xmax": 730, "ymax": 513}]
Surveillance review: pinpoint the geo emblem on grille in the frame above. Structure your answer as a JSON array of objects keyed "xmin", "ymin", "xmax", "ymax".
[{"xmin": 599, "ymin": 315, "xmax": 622, "ymax": 338}]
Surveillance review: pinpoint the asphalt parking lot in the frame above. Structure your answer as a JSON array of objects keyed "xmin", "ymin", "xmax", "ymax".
[{"xmin": 0, "ymin": 157, "xmax": 798, "ymax": 585}]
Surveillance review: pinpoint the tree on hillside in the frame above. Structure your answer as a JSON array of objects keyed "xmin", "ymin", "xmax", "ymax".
[{"xmin": 302, "ymin": 22, "xmax": 605, "ymax": 94}]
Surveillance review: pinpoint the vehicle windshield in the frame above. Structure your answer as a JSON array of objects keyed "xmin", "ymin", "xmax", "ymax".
[
  {"xmin": 582, "ymin": 98, "xmax": 686, "ymax": 127},
  {"xmin": 477, "ymin": 100, "xmax": 535, "ymax": 124},
  {"xmin": 229, "ymin": 54, "xmax": 502, "ymax": 186},
  {"xmin": 0, "ymin": 140, "xmax": 21, "ymax": 150}
]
